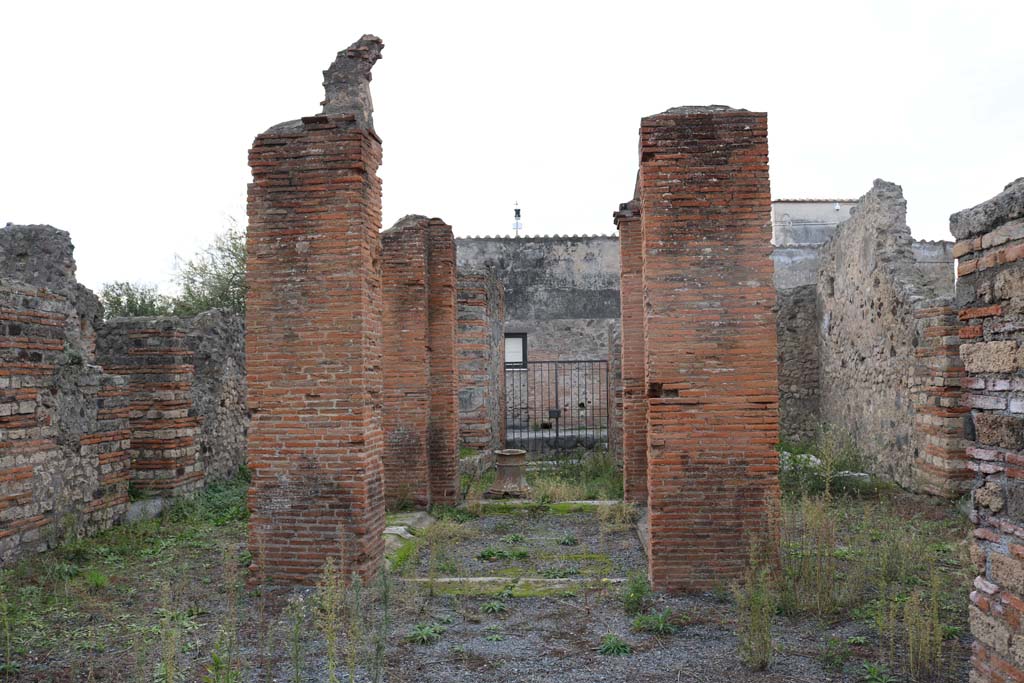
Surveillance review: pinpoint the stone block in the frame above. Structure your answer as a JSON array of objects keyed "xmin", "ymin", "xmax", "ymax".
[
  {"xmin": 975, "ymin": 414, "xmax": 1024, "ymax": 450},
  {"xmin": 962, "ymin": 341, "xmax": 1018, "ymax": 374}
]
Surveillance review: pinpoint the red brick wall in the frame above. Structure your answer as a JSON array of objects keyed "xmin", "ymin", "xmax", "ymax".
[
  {"xmin": 381, "ymin": 219, "xmax": 431, "ymax": 508},
  {"xmin": 949, "ymin": 179, "xmax": 1024, "ymax": 682},
  {"xmin": 0, "ymin": 282, "xmax": 131, "ymax": 564},
  {"xmin": 637, "ymin": 106, "xmax": 779, "ymax": 592},
  {"xmin": 97, "ymin": 319, "xmax": 203, "ymax": 496},
  {"xmin": 426, "ymin": 219, "xmax": 459, "ymax": 506},
  {"xmin": 380, "ymin": 216, "xmax": 458, "ymax": 508},
  {"xmin": 246, "ymin": 115, "xmax": 385, "ymax": 583},
  {"xmin": 911, "ymin": 303, "xmax": 968, "ymax": 496},
  {"xmin": 615, "ymin": 200, "xmax": 647, "ymax": 504}
]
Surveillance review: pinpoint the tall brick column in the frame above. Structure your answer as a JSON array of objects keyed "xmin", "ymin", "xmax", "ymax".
[
  {"xmin": 615, "ymin": 199, "xmax": 648, "ymax": 504},
  {"xmin": 425, "ymin": 219, "xmax": 459, "ymax": 505},
  {"xmin": 638, "ymin": 106, "xmax": 779, "ymax": 592},
  {"xmin": 381, "ymin": 218, "xmax": 431, "ymax": 508},
  {"xmin": 950, "ymin": 178, "xmax": 1024, "ymax": 682},
  {"xmin": 380, "ymin": 216, "xmax": 458, "ymax": 508},
  {"xmin": 245, "ymin": 36, "xmax": 386, "ymax": 583}
]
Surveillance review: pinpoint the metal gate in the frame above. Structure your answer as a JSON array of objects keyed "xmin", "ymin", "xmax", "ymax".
[{"xmin": 505, "ymin": 360, "xmax": 610, "ymax": 454}]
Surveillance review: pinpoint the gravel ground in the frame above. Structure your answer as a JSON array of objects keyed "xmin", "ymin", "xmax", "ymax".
[{"xmin": 410, "ymin": 508, "xmax": 646, "ymax": 580}]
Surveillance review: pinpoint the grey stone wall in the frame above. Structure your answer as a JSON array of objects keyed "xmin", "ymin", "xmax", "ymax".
[
  {"xmin": 776, "ymin": 285, "xmax": 821, "ymax": 444},
  {"xmin": 185, "ymin": 310, "xmax": 248, "ymax": 482},
  {"xmin": 455, "ymin": 235, "xmax": 620, "ymax": 362},
  {"xmin": 815, "ymin": 180, "xmax": 954, "ymax": 487}
]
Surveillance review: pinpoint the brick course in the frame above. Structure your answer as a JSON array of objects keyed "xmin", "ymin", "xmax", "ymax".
[
  {"xmin": 245, "ymin": 113, "xmax": 386, "ymax": 583},
  {"xmin": 951, "ymin": 178, "xmax": 1024, "ymax": 682},
  {"xmin": 636, "ymin": 106, "xmax": 780, "ymax": 592}
]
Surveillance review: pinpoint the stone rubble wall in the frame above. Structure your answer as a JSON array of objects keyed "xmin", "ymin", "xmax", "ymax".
[
  {"xmin": 815, "ymin": 180, "xmax": 965, "ymax": 494},
  {"xmin": 456, "ymin": 268, "xmax": 506, "ymax": 453},
  {"xmin": 949, "ymin": 178, "xmax": 1024, "ymax": 682},
  {"xmin": 775, "ymin": 284, "xmax": 821, "ymax": 445}
]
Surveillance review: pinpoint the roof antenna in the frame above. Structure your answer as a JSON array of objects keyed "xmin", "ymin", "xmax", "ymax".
[{"xmin": 512, "ymin": 201, "xmax": 523, "ymax": 237}]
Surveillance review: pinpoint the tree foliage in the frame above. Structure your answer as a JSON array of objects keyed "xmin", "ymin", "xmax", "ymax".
[
  {"xmin": 98, "ymin": 226, "xmax": 246, "ymax": 319},
  {"xmin": 172, "ymin": 226, "xmax": 246, "ymax": 316},
  {"xmin": 99, "ymin": 281, "xmax": 173, "ymax": 318}
]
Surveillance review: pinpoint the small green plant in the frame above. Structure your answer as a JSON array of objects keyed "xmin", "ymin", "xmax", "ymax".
[
  {"xmin": 477, "ymin": 547, "xmax": 528, "ymax": 561},
  {"xmin": 734, "ymin": 560, "xmax": 775, "ymax": 671},
  {"xmin": 481, "ymin": 600, "xmax": 507, "ymax": 615},
  {"xmin": 484, "ymin": 625, "xmax": 504, "ymax": 642},
  {"xmin": 83, "ymin": 569, "xmax": 110, "ymax": 592},
  {"xmin": 820, "ymin": 636, "xmax": 850, "ymax": 672},
  {"xmin": 860, "ymin": 661, "xmax": 898, "ymax": 683},
  {"xmin": 558, "ymin": 533, "xmax": 579, "ymax": 546},
  {"xmin": 406, "ymin": 623, "xmax": 444, "ymax": 645},
  {"xmin": 846, "ymin": 635, "xmax": 869, "ymax": 646},
  {"xmin": 202, "ymin": 633, "xmax": 243, "ymax": 683},
  {"xmin": 620, "ymin": 571, "xmax": 652, "ymax": 616},
  {"xmin": 501, "ymin": 534, "xmax": 525, "ymax": 544},
  {"xmin": 631, "ymin": 610, "xmax": 678, "ymax": 636},
  {"xmin": 597, "ymin": 633, "xmax": 632, "ymax": 656},
  {"xmin": 316, "ymin": 559, "xmax": 344, "ymax": 683}
]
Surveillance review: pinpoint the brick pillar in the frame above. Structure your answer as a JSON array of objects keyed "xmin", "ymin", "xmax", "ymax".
[
  {"xmin": 426, "ymin": 219, "xmax": 459, "ymax": 505},
  {"xmin": 638, "ymin": 106, "xmax": 779, "ymax": 592},
  {"xmin": 911, "ymin": 303, "xmax": 968, "ymax": 497},
  {"xmin": 456, "ymin": 268, "xmax": 506, "ymax": 452},
  {"xmin": 381, "ymin": 218, "xmax": 431, "ymax": 508},
  {"xmin": 245, "ymin": 37, "xmax": 386, "ymax": 582},
  {"xmin": 97, "ymin": 318, "xmax": 202, "ymax": 496},
  {"xmin": 949, "ymin": 179, "xmax": 1024, "ymax": 681},
  {"xmin": 615, "ymin": 199, "xmax": 647, "ymax": 504}
]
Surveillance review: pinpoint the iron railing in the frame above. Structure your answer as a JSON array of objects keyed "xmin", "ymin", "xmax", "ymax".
[{"xmin": 504, "ymin": 360, "xmax": 609, "ymax": 454}]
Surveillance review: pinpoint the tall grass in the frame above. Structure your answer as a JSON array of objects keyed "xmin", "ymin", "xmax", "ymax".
[{"xmin": 734, "ymin": 557, "xmax": 776, "ymax": 670}]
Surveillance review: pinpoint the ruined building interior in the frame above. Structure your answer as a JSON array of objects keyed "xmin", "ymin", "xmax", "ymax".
[{"xmin": 3, "ymin": 33, "xmax": 1024, "ymax": 682}]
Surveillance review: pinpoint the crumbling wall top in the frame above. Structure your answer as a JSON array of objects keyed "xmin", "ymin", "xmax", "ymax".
[
  {"xmin": 949, "ymin": 177, "xmax": 1024, "ymax": 240},
  {"xmin": 321, "ymin": 34, "xmax": 384, "ymax": 128}
]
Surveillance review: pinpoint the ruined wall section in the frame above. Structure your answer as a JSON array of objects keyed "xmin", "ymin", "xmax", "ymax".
[
  {"xmin": 816, "ymin": 180, "xmax": 965, "ymax": 495},
  {"xmin": 638, "ymin": 106, "xmax": 779, "ymax": 592},
  {"xmin": 950, "ymin": 178, "xmax": 1024, "ymax": 682},
  {"xmin": 456, "ymin": 268, "xmax": 505, "ymax": 453}
]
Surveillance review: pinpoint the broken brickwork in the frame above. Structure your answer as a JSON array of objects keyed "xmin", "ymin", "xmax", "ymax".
[
  {"xmin": 96, "ymin": 311, "xmax": 247, "ymax": 494},
  {"xmin": 456, "ymin": 267, "xmax": 505, "ymax": 453},
  {"xmin": 245, "ymin": 36, "xmax": 386, "ymax": 583},
  {"xmin": 614, "ymin": 200, "xmax": 647, "ymax": 504},
  {"xmin": 636, "ymin": 106, "xmax": 779, "ymax": 592},
  {"xmin": 380, "ymin": 216, "xmax": 458, "ymax": 508},
  {"xmin": 97, "ymin": 319, "xmax": 202, "ymax": 495},
  {"xmin": 950, "ymin": 178, "xmax": 1024, "ymax": 682}
]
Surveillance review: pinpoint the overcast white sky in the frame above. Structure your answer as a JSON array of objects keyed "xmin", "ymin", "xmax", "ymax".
[{"xmin": 2, "ymin": 0, "xmax": 1022, "ymax": 293}]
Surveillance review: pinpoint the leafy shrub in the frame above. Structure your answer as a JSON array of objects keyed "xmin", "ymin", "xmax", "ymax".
[{"xmin": 406, "ymin": 623, "xmax": 444, "ymax": 645}]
